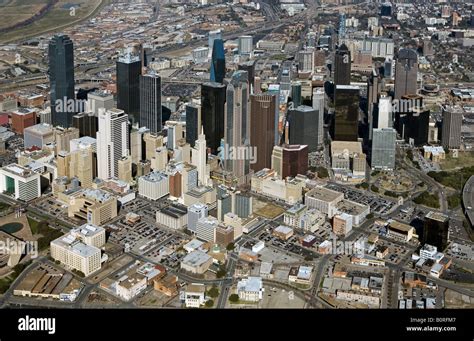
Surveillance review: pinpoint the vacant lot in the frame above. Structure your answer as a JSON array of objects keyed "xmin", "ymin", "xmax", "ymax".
[
  {"xmin": 0, "ymin": 0, "xmax": 103, "ymax": 43},
  {"xmin": 440, "ymin": 152, "xmax": 474, "ymax": 171}
]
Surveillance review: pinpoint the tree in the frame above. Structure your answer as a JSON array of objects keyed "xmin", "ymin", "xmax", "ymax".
[
  {"xmin": 371, "ymin": 185, "xmax": 379, "ymax": 193},
  {"xmin": 205, "ymin": 299, "xmax": 214, "ymax": 308},
  {"xmin": 366, "ymin": 213, "xmax": 374, "ymax": 220},
  {"xmin": 207, "ymin": 286, "xmax": 219, "ymax": 298},
  {"xmin": 226, "ymin": 242, "xmax": 235, "ymax": 251},
  {"xmin": 229, "ymin": 294, "xmax": 239, "ymax": 303}
]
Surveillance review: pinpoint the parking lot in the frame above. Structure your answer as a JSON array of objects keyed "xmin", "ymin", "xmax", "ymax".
[
  {"xmin": 256, "ymin": 229, "xmax": 320, "ymax": 260},
  {"xmin": 326, "ymin": 183, "xmax": 396, "ymax": 215}
]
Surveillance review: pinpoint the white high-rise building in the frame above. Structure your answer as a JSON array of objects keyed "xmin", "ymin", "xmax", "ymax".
[
  {"xmin": 187, "ymin": 203, "xmax": 208, "ymax": 233},
  {"xmin": 312, "ymin": 88, "xmax": 325, "ymax": 147},
  {"xmin": 377, "ymin": 96, "xmax": 392, "ymax": 129},
  {"xmin": 97, "ymin": 108, "xmax": 129, "ymax": 180},
  {"xmin": 192, "ymin": 127, "xmax": 209, "ymax": 186},
  {"xmin": 196, "ymin": 216, "xmax": 219, "ymax": 242}
]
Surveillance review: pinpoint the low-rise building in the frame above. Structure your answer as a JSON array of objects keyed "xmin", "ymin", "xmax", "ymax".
[
  {"xmin": 305, "ymin": 186, "xmax": 344, "ymax": 218},
  {"xmin": 181, "ymin": 250, "xmax": 213, "ymax": 274},
  {"xmin": 0, "ymin": 164, "xmax": 41, "ymax": 201},
  {"xmin": 67, "ymin": 188, "xmax": 117, "ymax": 225},
  {"xmin": 237, "ymin": 277, "xmax": 264, "ymax": 302},
  {"xmin": 273, "ymin": 225, "xmax": 294, "ymax": 240},
  {"xmin": 138, "ymin": 171, "xmax": 169, "ymax": 200},
  {"xmin": 116, "ymin": 272, "xmax": 147, "ymax": 301},
  {"xmin": 288, "ymin": 265, "xmax": 313, "ymax": 285},
  {"xmin": 156, "ymin": 203, "xmax": 188, "ymax": 230},
  {"xmin": 185, "ymin": 283, "xmax": 207, "ymax": 308},
  {"xmin": 386, "ymin": 220, "xmax": 416, "ymax": 242}
]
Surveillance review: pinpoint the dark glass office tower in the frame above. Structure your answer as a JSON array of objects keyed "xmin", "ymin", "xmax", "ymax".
[
  {"xmin": 423, "ymin": 211, "xmax": 449, "ymax": 251},
  {"xmin": 394, "ymin": 48, "xmax": 418, "ymax": 100},
  {"xmin": 186, "ymin": 104, "xmax": 200, "ymax": 147},
  {"xmin": 117, "ymin": 53, "xmax": 141, "ymax": 124},
  {"xmin": 287, "ymin": 105, "xmax": 318, "ymax": 152},
  {"xmin": 332, "ymin": 85, "xmax": 360, "ymax": 141},
  {"xmin": 394, "ymin": 95, "xmax": 429, "ymax": 146},
  {"xmin": 139, "ymin": 72, "xmax": 162, "ymax": 134},
  {"xmin": 201, "ymin": 82, "xmax": 226, "ymax": 153},
  {"xmin": 72, "ymin": 112, "xmax": 98, "ymax": 138},
  {"xmin": 250, "ymin": 94, "xmax": 277, "ymax": 171},
  {"xmin": 49, "ymin": 34, "xmax": 75, "ymax": 128},
  {"xmin": 210, "ymin": 39, "xmax": 226, "ymax": 84},
  {"xmin": 334, "ymin": 44, "xmax": 351, "ymax": 86},
  {"xmin": 238, "ymin": 61, "xmax": 255, "ymax": 92}
]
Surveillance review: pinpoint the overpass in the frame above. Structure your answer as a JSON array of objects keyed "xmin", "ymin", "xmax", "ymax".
[{"xmin": 462, "ymin": 176, "xmax": 474, "ymax": 228}]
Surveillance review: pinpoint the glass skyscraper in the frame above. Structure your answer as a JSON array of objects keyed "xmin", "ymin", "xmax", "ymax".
[
  {"xmin": 49, "ymin": 34, "xmax": 75, "ymax": 128},
  {"xmin": 210, "ymin": 39, "xmax": 225, "ymax": 84},
  {"xmin": 333, "ymin": 85, "xmax": 360, "ymax": 141},
  {"xmin": 139, "ymin": 72, "xmax": 162, "ymax": 134},
  {"xmin": 117, "ymin": 53, "xmax": 141, "ymax": 124},
  {"xmin": 201, "ymin": 82, "xmax": 226, "ymax": 153}
]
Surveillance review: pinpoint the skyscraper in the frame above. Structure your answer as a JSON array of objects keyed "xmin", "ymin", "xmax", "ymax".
[
  {"xmin": 208, "ymin": 29, "xmax": 222, "ymax": 58},
  {"xmin": 298, "ymin": 49, "xmax": 315, "ymax": 74},
  {"xmin": 395, "ymin": 95, "xmax": 429, "ymax": 146},
  {"xmin": 49, "ymin": 34, "xmax": 75, "ymax": 128},
  {"xmin": 373, "ymin": 95, "xmax": 393, "ymax": 130},
  {"xmin": 201, "ymin": 82, "xmax": 226, "ymax": 153},
  {"xmin": 423, "ymin": 211, "xmax": 449, "ymax": 251},
  {"xmin": 72, "ymin": 112, "xmax": 98, "ymax": 138},
  {"xmin": 291, "ymin": 82, "xmax": 302, "ymax": 108},
  {"xmin": 188, "ymin": 203, "xmax": 208, "ymax": 234},
  {"xmin": 287, "ymin": 105, "xmax": 319, "ymax": 152},
  {"xmin": 250, "ymin": 93, "xmax": 277, "ymax": 172},
  {"xmin": 394, "ymin": 49, "xmax": 418, "ymax": 100},
  {"xmin": 332, "ymin": 85, "xmax": 359, "ymax": 141},
  {"xmin": 312, "ymin": 88, "xmax": 325, "ymax": 147},
  {"xmin": 185, "ymin": 104, "xmax": 201, "ymax": 148},
  {"xmin": 441, "ymin": 106, "xmax": 463, "ymax": 149},
  {"xmin": 210, "ymin": 39, "xmax": 226, "ymax": 84},
  {"xmin": 224, "ymin": 71, "xmax": 250, "ymax": 184},
  {"xmin": 334, "ymin": 44, "xmax": 351, "ymax": 86},
  {"xmin": 281, "ymin": 144, "xmax": 309, "ymax": 179},
  {"xmin": 191, "ymin": 127, "xmax": 209, "ymax": 187},
  {"xmin": 139, "ymin": 72, "xmax": 162, "ymax": 134},
  {"xmin": 97, "ymin": 108, "xmax": 130, "ymax": 180},
  {"xmin": 367, "ymin": 69, "xmax": 382, "ymax": 139},
  {"xmin": 238, "ymin": 35, "xmax": 253, "ymax": 56},
  {"xmin": 339, "ymin": 12, "xmax": 346, "ymax": 38},
  {"xmin": 371, "ymin": 128, "xmax": 396, "ymax": 170},
  {"xmin": 117, "ymin": 52, "xmax": 141, "ymax": 124}
]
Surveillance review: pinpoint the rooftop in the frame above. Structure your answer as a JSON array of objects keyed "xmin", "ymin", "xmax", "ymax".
[
  {"xmin": 306, "ymin": 186, "xmax": 344, "ymax": 202},
  {"xmin": 182, "ymin": 250, "xmax": 211, "ymax": 267}
]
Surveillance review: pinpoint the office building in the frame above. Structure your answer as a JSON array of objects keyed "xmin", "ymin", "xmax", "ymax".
[
  {"xmin": 333, "ymin": 85, "xmax": 359, "ymax": 141},
  {"xmin": 333, "ymin": 213, "xmax": 353, "ymax": 236},
  {"xmin": 96, "ymin": 108, "xmax": 130, "ymax": 180},
  {"xmin": 233, "ymin": 191, "xmax": 253, "ymax": 219},
  {"xmin": 118, "ymin": 156, "xmax": 132, "ymax": 183},
  {"xmin": 184, "ymin": 284, "xmax": 206, "ymax": 308},
  {"xmin": 312, "ymin": 88, "xmax": 325, "ymax": 147},
  {"xmin": 50, "ymin": 225, "xmax": 105, "ymax": 277},
  {"xmin": 423, "ymin": 211, "xmax": 449, "ymax": 251},
  {"xmin": 394, "ymin": 49, "xmax": 418, "ymax": 100},
  {"xmin": 49, "ymin": 34, "xmax": 75, "ymax": 127},
  {"xmin": 217, "ymin": 193, "xmax": 232, "ymax": 222},
  {"xmin": 72, "ymin": 112, "xmax": 98, "ymax": 138},
  {"xmin": 215, "ymin": 225, "xmax": 234, "ymax": 247},
  {"xmin": 87, "ymin": 90, "xmax": 114, "ymax": 116},
  {"xmin": 288, "ymin": 106, "xmax": 319, "ymax": 152},
  {"xmin": 371, "ymin": 128, "xmax": 396, "ymax": 170},
  {"xmin": 138, "ymin": 171, "xmax": 169, "ymax": 200},
  {"xmin": 181, "ymin": 250, "xmax": 213, "ymax": 274},
  {"xmin": 191, "ymin": 128, "xmax": 209, "ymax": 187},
  {"xmin": 185, "ymin": 104, "xmax": 201, "ymax": 148},
  {"xmin": 271, "ymin": 146, "xmax": 283, "ymax": 178},
  {"xmin": 281, "ymin": 144, "xmax": 308, "ymax": 179},
  {"xmin": 130, "ymin": 127, "xmax": 148, "ymax": 165},
  {"xmin": 224, "ymin": 71, "xmax": 250, "ymax": 184},
  {"xmin": 441, "ymin": 106, "xmax": 463, "ymax": 149},
  {"xmin": 210, "ymin": 39, "xmax": 225, "ymax": 84},
  {"xmin": 208, "ymin": 29, "xmax": 222, "ymax": 56},
  {"xmin": 305, "ymin": 186, "xmax": 344, "ymax": 218},
  {"xmin": 298, "ymin": 49, "xmax": 314, "ymax": 74},
  {"xmin": 201, "ymin": 82, "xmax": 226, "ymax": 152},
  {"xmin": 250, "ymin": 94, "xmax": 277, "ymax": 171},
  {"xmin": 196, "ymin": 216, "xmax": 219, "ymax": 243},
  {"xmin": 140, "ymin": 72, "xmax": 162, "ymax": 134},
  {"xmin": 334, "ymin": 44, "xmax": 351, "ymax": 86},
  {"xmin": 69, "ymin": 147, "xmax": 94, "ymax": 188},
  {"xmin": 24, "ymin": 123, "xmax": 54, "ymax": 149},
  {"xmin": 117, "ymin": 52, "xmax": 141, "ymax": 124},
  {"xmin": 156, "ymin": 204, "xmax": 188, "ymax": 230},
  {"xmin": 238, "ymin": 35, "xmax": 253, "ymax": 55},
  {"xmin": 395, "ymin": 97, "xmax": 429, "ymax": 146},
  {"xmin": 0, "ymin": 164, "xmax": 41, "ymax": 201},
  {"xmin": 11, "ymin": 108, "xmax": 36, "ymax": 134},
  {"xmin": 66, "ymin": 189, "xmax": 117, "ymax": 225},
  {"xmin": 187, "ymin": 203, "xmax": 208, "ymax": 234}
]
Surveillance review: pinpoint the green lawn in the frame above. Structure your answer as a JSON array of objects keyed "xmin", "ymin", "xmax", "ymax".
[
  {"xmin": 440, "ymin": 152, "xmax": 474, "ymax": 171},
  {"xmin": 428, "ymin": 166, "xmax": 474, "ymax": 191}
]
